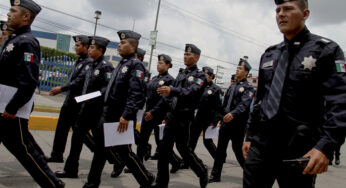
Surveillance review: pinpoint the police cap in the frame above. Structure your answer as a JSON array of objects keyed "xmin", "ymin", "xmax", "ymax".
[
  {"xmin": 88, "ymin": 36, "xmax": 110, "ymax": 49},
  {"xmin": 202, "ymin": 66, "xmax": 214, "ymax": 75},
  {"xmin": 158, "ymin": 54, "xmax": 172, "ymax": 68},
  {"xmin": 274, "ymin": 0, "xmax": 307, "ymax": 5},
  {"xmin": 117, "ymin": 30, "xmax": 141, "ymax": 41},
  {"xmin": 1, "ymin": 21, "xmax": 8, "ymax": 31},
  {"xmin": 10, "ymin": 0, "xmax": 41, "ymax": 16},
  {"xmin": 185, "ymin": 44, "xmax": 201, "ymax": 55},
  {"xmin": 238, "ymin": 56, "xmax": 252, "ymax": 72},
  {"xmin": 136, "ymin": 48, "xmax": 146, "ymax": 58},
  {"xmin": 73, "ymin": 35, "xmax": 89, "ymax": 45}
]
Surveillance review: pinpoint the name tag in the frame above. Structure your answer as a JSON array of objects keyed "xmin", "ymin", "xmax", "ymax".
[{"xmin": 262, "ymin": 60, "xmax": 273, "ymax": 68}]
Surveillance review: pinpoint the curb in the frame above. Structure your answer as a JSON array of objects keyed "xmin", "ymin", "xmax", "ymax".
[{"xmin": 33, "ymin": 106, "xmax": 61, "ymax": 113}]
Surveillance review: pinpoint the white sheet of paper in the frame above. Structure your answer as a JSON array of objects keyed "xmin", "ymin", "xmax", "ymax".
[
  {"xmin": 0, "ymin": 84, "xmax": 34, "ymax": 119},
  {"xmin": 103, "ymin": 121, "xmax": 135, "ymax": 147},
  {"xmin": 75, "ymin": 91, "xmax": 102, "ymax": 103},
  {"xmin": 204, "ymin": 126, "xmax": 219, "ymax": 139},
  {"xmin": 159, "ymin": 124, "xmax": 166, "ymax": 140},
  {"xmin": 136, "ymin": 110, "xmax": 145, "ymax": 126}
]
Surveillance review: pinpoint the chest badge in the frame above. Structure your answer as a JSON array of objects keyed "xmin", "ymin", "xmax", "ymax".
[
  {"xmin": 6, "ymin": 43, "xmax": 14, "ymax": 52},
  {"xmin": 122, "ymin": 66, "xmax": 128, "ymax": 73},
  {"xmin": 208, "ymin": 90, "xmax": 212, "ymax": 95},
  {"xmin": 94, "ymin": 69, "xmax": 100, "ymax": 76},
  {"xmin": 159, "ymin": 80, "xmax": 164, "ymax": 85},
  {"xmin": 188, "ymin": 76, "xmax": 194, "ymax": 82},
  {"xmin": 301, "ymin": 56, "xmax": 317, "ymax": 71},
  {"xmin": 239, "ymin": 87, "xmax": 245, "ymax": 93}
]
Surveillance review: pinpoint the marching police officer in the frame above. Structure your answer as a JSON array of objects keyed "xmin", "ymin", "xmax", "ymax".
[
  {"xmin": 243, "ymin": 0, "xmax": 346, "ymax": 187},
  {"xmin": 209, "ymin": 58, "xmax": 254, "ymax": 183},
  {"xmin": 189, "ymin": 66, "xmax": 222, "ymax": 159},
  {"xmin": 154, "ymin": 44, "xmax": 209, "ymax": 188},
  {"xmin": 83, "ymin": 30, "xmax": 154, "ymax": 188},
  {"xmin": 55, "ymin": 36, "xmax": 114, "ymax": 178},
  {"xmin": 0, "ymin": 0, "xmax": 64, "ymax": 187},
  {"xmin": 0, "ymin": 20, "xmax": 13, "ymax": 47},
  {"xmin": 48, "ymin": 35, "xmax": 93, "ymax": 163}
]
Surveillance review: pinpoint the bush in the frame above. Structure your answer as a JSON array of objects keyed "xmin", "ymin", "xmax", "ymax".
[{"xmin": 41, "ymin": 46, "xmax": 78, "ymax": 59}]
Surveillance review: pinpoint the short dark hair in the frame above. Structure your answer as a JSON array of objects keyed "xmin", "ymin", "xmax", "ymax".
[
  {"xmin": 95, "ymin": 44, "xmax": 106, "ymax": 55},
  {"xmin": 295, "ymin": 0, "xmax": 309, "ymax": 10},
  {"xmin": 19, "ymin": 6, "xmax": 35, "ymax": 25},
  {"xmin": 127, "ymin": 38, "xmax": 139, "ymax": 50}
]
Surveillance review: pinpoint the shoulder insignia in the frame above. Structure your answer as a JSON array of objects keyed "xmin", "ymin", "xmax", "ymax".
[{"xmin": 320, "ymin": 38, "xmax": 330, "ymax": 44}]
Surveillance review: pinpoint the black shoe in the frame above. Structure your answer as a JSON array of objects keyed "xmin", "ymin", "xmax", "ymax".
[
  {"xmin": 200, "ymin": 169, "xmax": 208, "ymax": 188},
  {"xmin": 144, "ymin": 144, "xmax": 152, "ymax": 161},
  {"xmin": 83, "ymin": 182, "xmax": 99, "ymax": 188},
  {"xmin": 170, "ymin": 164, "xmax": 180, "ymax": 174},
  {"xmin": 150, "ymin": 153, "xmax": 159, "ymax": 160},
  {"xmin": 111, "ymin": 166, "xmax": 124, "ymax": 178},
  {"xmin": 329, "ymin": 161, "xmax": 333, "ymax": 165},
  {"xmin": 124, "ymin": 167, "xmax": 131, "ymax": 173},
  {"xmin": 139, "ymin": 173, "xmax": 155, "ymax": 188},
  {"xmin": 335, "ymin": 158, "xmax": 340, "ymax": 165},
  {"xmin": 56, "ymin": 180, "xmax": 65, "ymax": 188},
  {"xmin": 55, "ymin": 171, "xmax": 78, "ymax": 178},
  {"xmin": 208, "ymin": 174, "xmax": 221, "ymax": 183},
  {"xmin": 47, "ymin": 156, "xmax": 64, "ymax": 163},
  {"xmin": 179, "ymin": 162, "xmax": 189, "ymax": 169}
]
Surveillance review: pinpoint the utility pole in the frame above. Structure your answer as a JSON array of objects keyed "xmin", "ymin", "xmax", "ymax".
[
  {"xmin": 94, "ymin": 10, "xmax": 102, "ymax": 36},
  {"xmin": 148, "ymin": 0, "xmax": 162, "ymax": 72}
]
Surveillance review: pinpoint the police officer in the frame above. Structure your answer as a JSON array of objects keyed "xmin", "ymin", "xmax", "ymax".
[
  {"xmin": 83, "ymin": 30, "xmax": 154, "ymax": 188},
  {"xmin": 0, "ymin": 21, "xmax": 13, "ymax": 47},
  {"xmin": 209, "ymin": 58, "xmax": 254, "ymax": 183},
  {"xmin": 55, "ymin": 36, "xmax": 114, "ymax": 178},
  {"xmin": 188, "ymin": 66, "xmax": 222, "ymax": 159},
  {"xmin": 154, "ymin": 44, "xmax": 209, "ymax": 188},
  {"xmin": 242, "ymin": 0, "xmax": 346, "ymax": 187},
  {"xmin": 47, "ymin": 35, "xmax": 93, "ymax": 163},
  {"xmin": 0, "ymin": 0, "xmax": 64, "ymax": 187}
]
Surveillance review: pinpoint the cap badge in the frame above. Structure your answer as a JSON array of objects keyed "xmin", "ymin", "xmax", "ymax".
[
  {"xmin": 187, "ymin": 47, "xmax": 192, "ymax": 53},
  {"xmin": 121, "ymin": 33, "xmax": 126, "ymax": 39},
  {"xmin": 14, "ymin": 0, "xmax": 20, "ymax": 6},
  {"xmin": 160, "ymin": 56, "xmax": 164, "ymax": 61},
  {"xmin": 75, "ymin": 37, "xmax": 80, "ymax": 42},
  {"xmin": 91, "ymin": 39, "xmax": 95, "ymax": 45}
]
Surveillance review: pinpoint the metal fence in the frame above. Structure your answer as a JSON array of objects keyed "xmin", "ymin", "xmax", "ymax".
[{"xmin": 38, "ymin": 56, "xmax": 76, "ymax": 91}]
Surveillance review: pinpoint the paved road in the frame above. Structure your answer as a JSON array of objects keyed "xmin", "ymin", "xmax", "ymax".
[{"xmin": 0, "ymin": 130, "xmax": 346, "ymax": 188}]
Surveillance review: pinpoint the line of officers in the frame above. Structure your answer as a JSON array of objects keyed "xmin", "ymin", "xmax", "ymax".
[{"xmin": 43, "ymin": 28, "xmax": 256, "ymax": 188}]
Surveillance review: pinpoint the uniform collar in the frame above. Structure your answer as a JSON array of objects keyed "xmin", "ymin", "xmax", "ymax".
[
  {"xmin": 284, "ymin": 26, "xmax": 310, "ymax": 47},
  {"xmin": 238, "ymin": 78, "xmax": 247, "ymax": 84},
  {"xmin": 206, "ymin": 81, "xmax": 213, "ymax": 86},
  {"xmin": 159, "ymin": 71, "xmax": 168, "ymax": 77},
  {"xmin": 185, "ymin": 64, "xmax": 198, "ymax": 73},
  {"xmin": 79, "ymin": 53, "xmax": 88, "ymax": 60},
  {"xmin": 95, "ymin": 55, "xmax": 104, "ymax": 64},
  {"xmin": 121, "ymin": 53, "xmax": 136, "ymax": 63},
  {"xmin": 13, "ymin": 25, "xmax": 31, "ymax": 36}
]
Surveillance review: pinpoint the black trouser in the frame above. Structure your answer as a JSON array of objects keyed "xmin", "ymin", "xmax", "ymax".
[
  {"xmin": 87, "ymin": 113, "xmax": 153, "ymax": 187},
  {"xmin": 63, "ymin": 103, "xmax": 103, "ymax": 174},
  {"xmin": 50, "ymin": 100, "xmax": 80, "ymax": 158},
  {"xmin": 211, "ymin": 122, "xmax": 246, "ymax": 178},
  {"xmin": 0, "ymin": 116, "xmax": 62, "ymax": 187},
  {"xmin": 189, "ymin": 117, "xmax": 217, "ymax": 159},
  {"xmin": 156, "ymin": 111, "xmax": 207, "ymax": 186},
  {"xmin": 243, "ymin": 143, "xmax": 316, "ymax": 188}
]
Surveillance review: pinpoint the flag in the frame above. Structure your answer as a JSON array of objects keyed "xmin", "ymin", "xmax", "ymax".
[
  {"xmin": 136, "ymin": 70, "xmax": 144, "ymax": 78},
  {"xmin": 336, "ymin": 60, "xmax": 346, "ymax": 73},
  {"xmin": 196, "ymin": 78, "xmax": 203, "ymax": 86},
  {"xmin": 24, "ymin": 52, "xmax": 34, "ymax": 62},
  {"xmin": 249, "ymin": 91, "xmax": 254, "ymax": 99}
]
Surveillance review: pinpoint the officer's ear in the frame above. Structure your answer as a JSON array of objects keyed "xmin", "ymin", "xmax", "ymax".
[{"xmin": 302, "ymin": 9, "xmax": 310, "ymax": 22}]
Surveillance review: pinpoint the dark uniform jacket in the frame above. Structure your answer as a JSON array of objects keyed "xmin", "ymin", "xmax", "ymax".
[
  {"xmin": 170, "ymin": 64, "xmax": 206, "ymax": 113},
  {"xmin": 247, "ymin": 27, "xmax": 346, "ymax": 158},
  {"xmin": 196, "ymin": 81, "xmax": 223, "ymax": 125},
  {"xmin": 104, "ymin": 54, "xmax": 147, "ymax": 121},
  {"xmin": 0, "ymin": 25, "xmax": 39, "ymax": 115},
  {"xmin": 220, "ymin": 78, "xmax": 254, "ymax": 125},
  {"xmin": 61, "ymin": 53, "xmax": 92, "ymax": 105},
  {"xmin": 146, "ymin": 71, "xmax": 174, "ymax": 118}
]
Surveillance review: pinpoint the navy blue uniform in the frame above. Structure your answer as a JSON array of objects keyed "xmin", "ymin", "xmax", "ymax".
[
  {"xmin": 86, "ymin": 54, "xmax": 154, "ymax": 187},
  {"xmin": 211, "ymin": 78, "xmax": 254, "ymax": 179},
  {"xmin": 189, "ymin": 81, "xmax": 222, "ymax": 159},
  {"xmin": 0, "ymin": 25, "xmax": 63, "ymax": 187},
  {"xmin": 50, "ymin": 53, "xmax": 92, "ymax": 160},
  {"xmin": 62, "ymin": 56, "xmax": 113, "ymax": 176},
  {"xmin": 244, "ymin": 27, "xmax": 346, "ymax": 188},
  {"xmin": 156, "ymin": 64, "xmax": 208, "ymax": 186}
]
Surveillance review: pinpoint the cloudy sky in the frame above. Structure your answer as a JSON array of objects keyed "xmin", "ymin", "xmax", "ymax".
[{"xmin": 0, "ymin": 0, "xmax": 345, "ymax": 83}]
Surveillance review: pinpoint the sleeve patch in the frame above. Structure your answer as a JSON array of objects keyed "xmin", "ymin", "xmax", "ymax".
[{"xmin": 24, "ymin": 52, "xmax": 34, "ymax": 62}]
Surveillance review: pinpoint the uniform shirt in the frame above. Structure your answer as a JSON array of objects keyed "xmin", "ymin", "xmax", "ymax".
[
  {"xmin": 0, "ymin": 25, "xmax": 40, "ymax": 114},
  {"xmin": 170, "ymin": 64, "xmax": 206, "ymax": 112},
  {"xmin": 61, "ymin": 53, "xmax": 93, "ymax": 103},
  {"xmin": 247, "ymin": 27, "xmax": 346, "ymax": 157},
  {"xmin": 146, "ymin": 71, "xmax": 174, "ymax": 117},
  {"xmin": 82, "ymin": 55, "xmax": 113, "ymax": 103},
  {"xmin": 196, "ymin": 81, "xmax": 222, "ymax": 125},
  {"xmin": 221, "ymin": 78, "xmax": 254, "ymax": 124},
  {"xmin": 104, "ymin": 54, "xmax": 147, "ymax": 120}
]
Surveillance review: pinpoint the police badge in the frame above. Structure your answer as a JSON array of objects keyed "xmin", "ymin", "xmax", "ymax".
[
  {"xmin": 239, "ymin": 87, "xmax": 244, "ymax": 93},
  {"xmin": 188, "ymin": 76, "xmax": 194, "ymax": 82},
  {"xmin": 208, "ymin": 90, "xmax": 212, "ymax": 95},
  {"xmin": 122, "ymin": 66, "xmax": 128, "ymax": 73},
  {"xmin": 94, "ymin": 69, "xmax": 100, "ymax": 76},
  {"xmin": 121, "ymin": 33, "xmax": 126, "ymax": 39},
  {"xmin": 75, "ymin": 37, "xmax": 80, "ymax": 42},
  {"xmin": 159, "ymin": 80, "xmax": 164, "ymax": 85},
  {"xmin": 187, "ymin": 47, "xmax": 192, "ymax": 53}
]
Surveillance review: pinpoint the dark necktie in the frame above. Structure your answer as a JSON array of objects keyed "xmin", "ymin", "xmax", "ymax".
[
  {"xmin": 104, "ymin": 63, "xmax": 122, "ymax": 102},
  {"xmin": 82, "ymin": 65, "xmax": 94, "ymax": 95},
  {"xmin": 264, "ymin": 45, "xmax": 289, "ymax": 119},
  {"xmin": 225, "ymin": 83, "xmax": 237, "ymax": 112}
]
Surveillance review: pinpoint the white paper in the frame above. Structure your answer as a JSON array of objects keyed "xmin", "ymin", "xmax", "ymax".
[
  {"xmin": 75, "ymin": 91, "xmax": 102, "ymax": 103},
  {"xmin": 136, "ymin": 110, "xmax": 145, "ymax": 126},
  {"xmin": 103, "ymin": 121, "xmax": 135, "ymax": 147},
  {"xmin": 159, "ymin": 124, "xmax": 166, "ymax": 140},
  {"xmin": 0, "ymin": 84, "xmax": 34, "ymax": 119},
  {"xmin": 204, "ymin": 126, "xmax": 219, "ymax": 139}
]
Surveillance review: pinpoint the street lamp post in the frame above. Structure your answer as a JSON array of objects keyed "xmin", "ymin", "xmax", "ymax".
[
  {"xmin": 148, "ymin": 0, "xmax": 162, "ymax": 73},
  {"xmin": 94, "ymin": 10, "xmax": 102, "ymax": 36}
]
